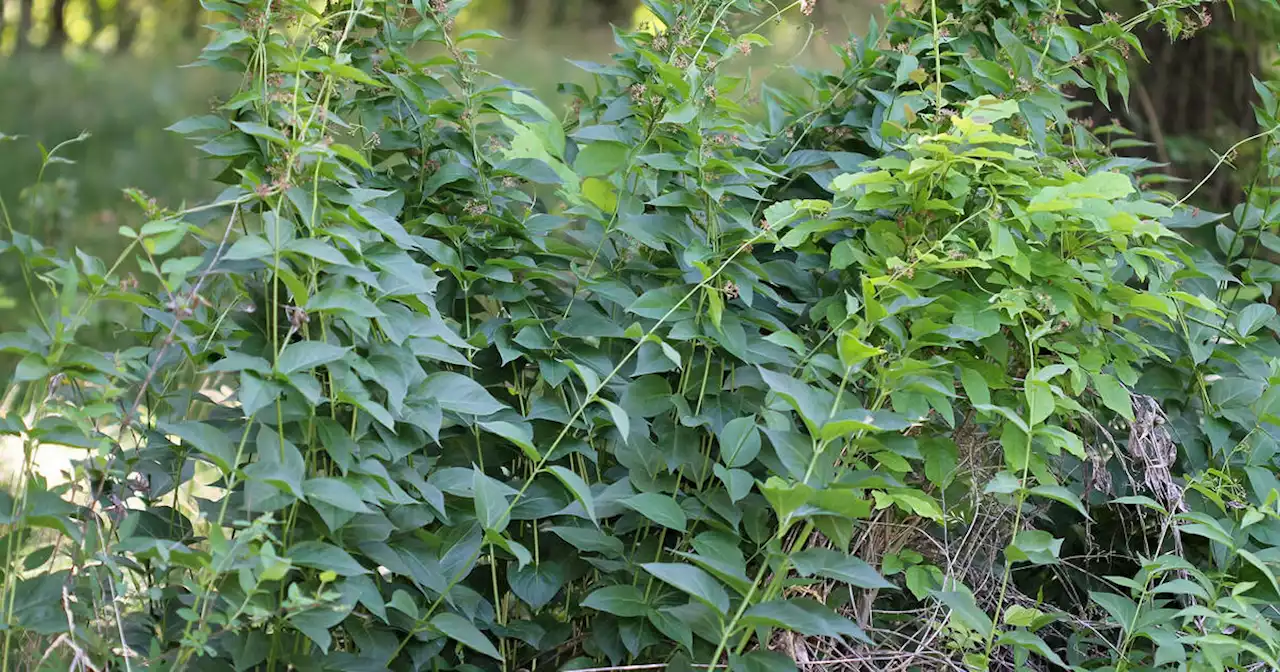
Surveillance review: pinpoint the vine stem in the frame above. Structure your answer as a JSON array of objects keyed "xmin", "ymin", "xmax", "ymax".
[
  {"xmin": 1174, "ymin": 124, "xmax": 1280, "ymax": 209},
  {"xmin": 928, "ymin": 0, "xmax": 944, "ymax": 109},
  {"xmin": 979, "ymin": 319, "xmax": 1038, "ymax": 664}
]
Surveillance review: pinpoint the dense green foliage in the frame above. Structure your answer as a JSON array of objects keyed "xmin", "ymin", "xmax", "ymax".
[{"xmin": 3, "ymin": 0, "xmax": 1280, "ymax": 670}]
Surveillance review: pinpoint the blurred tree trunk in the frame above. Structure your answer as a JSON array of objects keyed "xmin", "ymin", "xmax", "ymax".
[
  {"xmin": 116, "ymin": 0, "xmax": 139, "ymax": 53},
  {"xmin": 508, "ymin": 0, "xmax": 530, "ymax": 28},
  {"xmin": 590, "ymin": 0, "xmax": 633, "ymax": 27},
  {"xmin": 183, "ymin": 0, "xmax": 202, "ymax": 39},
  {"xmin": 46, "ymin": 0, "xmax": 69, "ymax": 50},
  {"xmin": 551, "ymin": 0, "xmax": 570, "ymax": 28},
  {"xmin": 16, "ymin": 0, "xmax": 33, "ymax": 51},
  {"xmin": 1084, "ymin": 4, "xmax": 1261, "ymax": 209},
  {"xmin": 86, "ymin": 0, "xmax": 105, "ymax": 44}
]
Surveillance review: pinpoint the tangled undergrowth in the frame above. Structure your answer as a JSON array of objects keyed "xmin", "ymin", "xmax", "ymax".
[{"xmin": 2, "ymin": 0, "xmax": 1280, "ymax": 670}]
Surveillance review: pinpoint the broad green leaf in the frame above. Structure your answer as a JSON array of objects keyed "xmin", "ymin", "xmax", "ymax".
[
  {"xmin": 642, "ymin": 562, "xmax": 731, "ymax": 615},
  {"xmin": 574, "ymin": 141, "xmax": 629, "ymax": 177},
  {"xmin": 1027, "ymin": 484, "xmax": 1088, "ymax": 518},
  {"xmin": 660, "ymin": 102, "xmax": 698, "ymax": 125},
  {"xmin": 473, "ymin": 469, "xmax": 511, "ymax": 533},
  {"xmin": 509, "ymin": 562, "xmax": 566, "ymax": 609},
  {"xmin": 718, "ymin": 416, "xmax": 762, "ymax": 468},
  {"xmin": 245, "ymin": 427, "xmax": 306, "ymax": 498},
  {"xmin": 934, "ymin": 590, "xmax": 993, "ymax": 636},
  {"xmin": 162, "ymin": 421, "xmax": 237, "ymax": 473},
  {"xmin": 1210, "ymin": 377, "xmax": 1266, "ymax": 409},
  {"xmin": 922, "ymin": 438, "xmax": 959, "ymax": 488},
  {"xmin": 303, "ymin": 478, "xmax": 371, "ymax": 514},
  {"xmin": 547, "ymin": 465, "xmax": 597, "ymax": 523},
  {"xmin": 431, "ymin": 612, "xmax": 501, "ymax": 659},
  {"xmin": 713, "ymin": 465, "xmax": 754, "ymax": 502},
  {"xmin": 289, "ymin": 541, "xmax": 368, "ymax": 576},
  {"xmin": 758, "ymin": 367, "xmax": 834, "ymax": 435},
  {"xmin": 997, "ymin": 630, "xmax": 1066, "ymax": 668},
  {"xmin": 837, "ymin": 332, "xmax": 883, "ymax": 369},
  {"xmin": 421, "ymin": 372, "xmax": 507, "ymax": 416},
  {"xmin": 1090, "ymin": 592, "xmax": 1138, "ymax": 632},
  {"xmin": 1005, "ymin": 530, "xmax": 1062, "ymax": 565},
  {"xmin": 224, "ymin": 235, "xmax": 273, "ymax": 261},
  {"xmin": 740, "ymin": 599, "xmax": 871, "ymax": 643},
  {"xmin": 277, "ymin": 341, "xmax": 350, "ymax": 375},
  {"xmin": 873, "ymin": 488, "xmax": 943, "ymax": 522},
  {"xmin": 759, "ymin": 476, "xmax": 815, "ymax": 523},
  {"xmin": 1091, "ymin": 373, "xmax": 1134, "ymax": 421},
  {"xmin": 548, "ymin": 525, "xmax": 624, "ymax": 557},
  {"xmin": 1236, "ymin": 548, "xmax": 1280, "ymax": 596},
  {"xmin": 582, "ymin": 584, "xmax": 648, "ymax": 617},
  {"xmin": 599, "ymin": 398, "xmax": 631, "ymax": 442},
  {"xmin": 479, "ymin": 420, "xmax": 539, "ymax": 461},
  {"xmin": 621, "ymin": 493, "xmax": 687, "ymax": 532},
  {"xmin": 791, "ymin": 549, "xmax": 893, "ymax": 589},
  {"xmin": 1237, "ymin": 303, "xmax": 1275, "ymax": 336},
  {"xmin": 960, "ymin": 367, "xmax": 990, "ymax": 407},
  {"xmin": 729, "ymin": 651, "xmax": 799, "ymax": 672},
  {"xmin": 1024, "ymin": 380, "xmax": 1054, "ymax": 426}
]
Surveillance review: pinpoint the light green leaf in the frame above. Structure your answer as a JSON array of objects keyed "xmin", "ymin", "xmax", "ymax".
[
  {"xmin": 548, "ymin": 525, "xmax": 624, "ymax": 557},
  {"xmin": 837, "ymin": 332, "xmax": 883, "ymax": 369},
  {"xmin": 1025, "ymin": 380, "xmax": 1054, "ymax": 426},
  {"xmin": 713, "ymin": 465, "xmax": 754, "ymax": 502},
  {"xmin": 224, "ymin": 235, "xmax": 274, "ymax": 261},
  {"xmin": 599, "ymin": 398, "xmax": 631, "ymax": 443},
  {"xmin": 574, "ymin": 141, "xmax": 629, "ymax": 177},
  {"xmin": 1005, "ymin": 530, "xmax": 1062, "ymax": 565},
  {"xmin": 960, "ymin": 368, "xmax": 990, "ymax": 407},
  {"xmin": 547, "ymin": 465, "xmax": 597, "ymax": 524},
  {"xmin": 1237, "ymin": 303, "xmax": 1275, "ymax": 336},
  {"xmin": 1092, "ymin": 373, "xmax": 1134, "ymax": 421},
  {"xmin": 758, "ymin": 367, "xmax": 833, "ymax": 435},
  {"xmin": 245, "ymin": 427, "xmax": 306, "ymax": 498}
]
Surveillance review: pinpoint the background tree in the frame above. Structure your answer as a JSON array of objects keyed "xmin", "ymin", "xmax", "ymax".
[{"xmin": 1084, "ymin": 2, "xmax": 1273, "ymax": 209}]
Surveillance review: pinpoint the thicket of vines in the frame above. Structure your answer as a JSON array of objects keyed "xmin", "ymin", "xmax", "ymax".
[{"xmin": 2, "ymin": 0, "xmax": 1280, "ymax": 670}]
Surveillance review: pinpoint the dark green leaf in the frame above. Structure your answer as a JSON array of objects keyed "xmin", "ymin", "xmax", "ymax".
[
  {"xmin": 431, "ymin": 612, "xmax": 502, "ymax": 659},
  {"xmin": 582, "ymin": 584, "xmax": 649, "ymax": 617},
  {"xmin": 642, "ymin": 562, "xmax": 731, "ymax": 615},
  {"xmin": 422, "ymin": 372, "xmax": 507, "ymax": 415},
  {"xmin": 290, "ymin": 541, "xmax": 368, "ymax": 576},
  {"xmin": 791, "ymin": 549, "xmax": 893, "ymax": 589},
  {"xmin": 621, "ymin": 493, "xmax": 687, "ymax": 532},
  {"xmin": 740, "ymin": 599, "xmax": 871, "ymax": 643}
]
